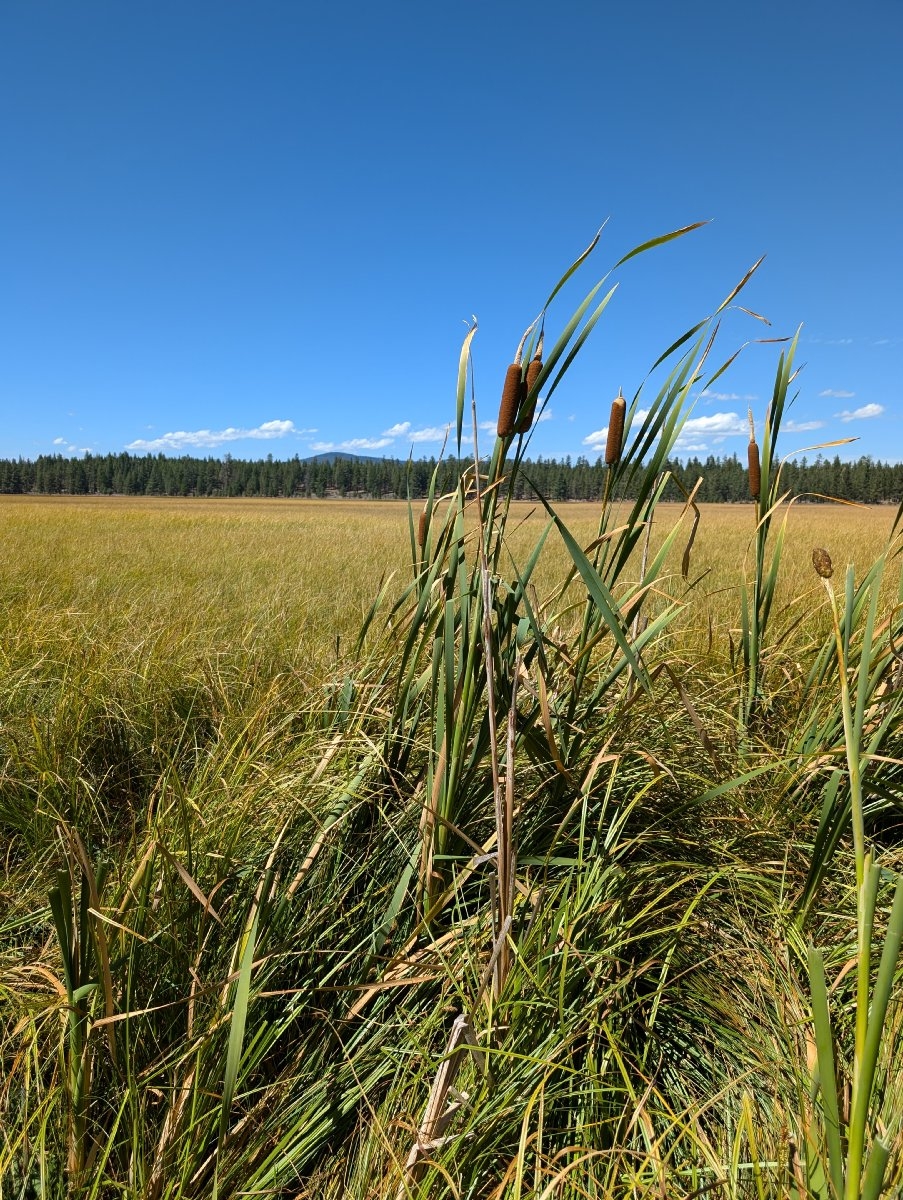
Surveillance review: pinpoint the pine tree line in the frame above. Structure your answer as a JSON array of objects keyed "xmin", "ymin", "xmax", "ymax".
[{"xmin": 1, "ymin": 451, "xmax": 901, "ymax": 504}]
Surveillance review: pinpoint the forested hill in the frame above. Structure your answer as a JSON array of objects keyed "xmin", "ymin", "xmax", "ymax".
[{"xmin": 1, "ymin": 451, "xmax": 902, "ymax": 504}]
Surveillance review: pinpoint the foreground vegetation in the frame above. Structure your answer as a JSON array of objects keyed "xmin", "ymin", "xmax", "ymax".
[{"xmin": 3, "ymin": 230, "xmax": 903, "ymax": 1198}]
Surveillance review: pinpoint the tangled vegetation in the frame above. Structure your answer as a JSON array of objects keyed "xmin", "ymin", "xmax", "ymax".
[{"xmin": 2, "ymin": 228, "xmax": 902, "ymax": 1198}]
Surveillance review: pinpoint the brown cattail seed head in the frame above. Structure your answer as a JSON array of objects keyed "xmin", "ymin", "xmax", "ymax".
[
  {"xmin": 497, "ymin": 363, "xmax": 523, "ymax": 439},
  {"xmin": 516, "ymin": 353, "xmax": 543, "ymax": 434},
  {"xmin": 605, "ymin": 391, "xmax": 627, "ymax": 465},
  {"xmin": 417, "ymin": 509, "xmax": 428, "ymax": 548},
  {"xmin": 812, "ymin": 548, "xmax": 833, "ymax": 579},
  {"xmin": 748, "ymin": 441, "xmax": 761, "ymax": 500}
]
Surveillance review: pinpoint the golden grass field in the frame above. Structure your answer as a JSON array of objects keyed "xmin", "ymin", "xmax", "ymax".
[
  {"xmin": 3, "ymin": 489, "xmax": 903, "ymax": 1198},
  {"xmin": 2, "ymin": 494, "xmax": 897, "ymax": 684}
]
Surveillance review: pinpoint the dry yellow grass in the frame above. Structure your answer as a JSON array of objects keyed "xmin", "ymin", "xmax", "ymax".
[{"xmin": 0, "ymin": 495, "xmax": 896, "ymax": 680}]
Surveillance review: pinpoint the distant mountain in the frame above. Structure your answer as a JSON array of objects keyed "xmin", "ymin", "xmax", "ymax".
[{"xmin": 301, "ymin": 451, "xmax": 382, "ymax": 464}]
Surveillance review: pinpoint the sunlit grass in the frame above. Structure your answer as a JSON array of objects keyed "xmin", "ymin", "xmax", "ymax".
[{"xmin": 2, "ymin": 229, "xmax": 902, "ymax": 1198}]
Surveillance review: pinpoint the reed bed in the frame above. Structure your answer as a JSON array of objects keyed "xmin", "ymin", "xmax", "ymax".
[{"xmin": 2, "ymin": 229, "xmax": 903, "ymax": 1200}]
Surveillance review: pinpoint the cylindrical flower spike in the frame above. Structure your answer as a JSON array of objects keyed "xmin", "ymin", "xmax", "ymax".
[
  {"xmin": 605, "ymin": 390, "xmax": 626, "ymax": 465},
  {"xmin": 517, "ymin": 341, "xmax": 544, "ymax": 434},
  {"xmin": 747, "ymin": 408, "xmax": 761, "ymax": 500},
  {"xmin": 417, "ymin": 509, "xmax": 429, "ymax": 548},
  {"xmin": 748, "ymin": 442, "xmax": 761, "ymax": 500},
  {"xmin": 812, "ymin": 548, "xmax": 833, "ymax": 579},
  {"xmin": 497, "ymin": 364, "xmax": 524, "ymax": 439}
]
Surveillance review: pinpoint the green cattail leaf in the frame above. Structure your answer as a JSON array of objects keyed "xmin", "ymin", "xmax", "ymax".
[
  {"xmin": 807, "ymin": 945, "xmax": 844, "ymax": 1200},
  {"xmin": 861, "ymin": 1139, "xmax": 891, "ymax": 1200},
  {"xmin": 455, "ymin": 321, "xmax": 478, "ymax": 456},
  {"xmin": 219, "ymin": 900, "xmax": 261, "ymax": 1149},
  {"xmin": 537, "ymin": 285, "xmax": 619, "ymax": 408},
  {"xmin": 529, "ymin": 490, "xmax": 648, "ymax": 692},
  {"xmin": 613, "ymin": 220, "xmax": 708, "ymax": 269},
  {"xmin": 850, "ymin": 878, "xmax": 903, "ymax": 1167},
  {"xmin": 541, "ymin": 223, "xmax": 605, "ymax": 309},
  {"xmin": 853, "ymin": 559, "xmax": 884, "ymax": 747}
]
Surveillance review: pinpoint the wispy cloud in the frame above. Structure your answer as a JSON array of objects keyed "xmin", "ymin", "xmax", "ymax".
[
  {"xmin": 53, "ymin": 436, "xmax": 93, "ymax": 454},
  {"xmin": 810, "ymin": 336, "xmax": 853, "ymax": 346},
  {"xmin": 836, "ymin": 403, "xmax": 884, "ymax": 422},
  {"xmin": 784, "ymin": 419, "xmax": 825, "ymax": 433},
  {"xmin": 699, "ymin": 389, "xmax": 758, "ymax": 403},
  {"xmin": 381, "ymin": 420, "xmax": 453, "ymax": 444},
  {"xmin": 819, "ymin": 388, "xmax": 855, "ymax": 399},
  {"xmin": 411, "ymin": 425, "xmax": 452, "ymax": 443},
  {"xmin": 126, "ymin": 419, "xmax": 312, "ymax": 453},
  {"xmin": 309, "ymin": 437, "xmax": 393, "ymax": 452}
]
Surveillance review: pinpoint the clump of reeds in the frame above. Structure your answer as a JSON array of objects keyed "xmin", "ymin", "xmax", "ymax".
[{"xmin": 605, "ymin": 389, "xmax": 626, "ymax": 465}]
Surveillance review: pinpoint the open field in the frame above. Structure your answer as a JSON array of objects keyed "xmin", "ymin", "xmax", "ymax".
[
  {"xmin": 1, "ymin": 494, "xmax": 898, "ymax": 678},
  {"xmin": 3, "ymin": 262, "xmax": 903, "ymax": 1200},
  {"xmin": 2, "ymin": 482, "xmax": 903, "ymax": 1198}
]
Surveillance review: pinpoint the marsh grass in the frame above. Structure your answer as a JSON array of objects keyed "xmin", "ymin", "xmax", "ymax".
[{"xmin": 2, "ymin": 231, "xmax": 903, "ymax": 1199}]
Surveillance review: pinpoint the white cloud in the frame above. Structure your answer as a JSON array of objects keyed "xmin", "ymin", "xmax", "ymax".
[
  {"xmin": 819, "ymin": 389, "xmax": 855, "ymax": 399},
  {"xmin": 410, "ymin": 425, "xmax": 452, "ymax": 443},
  {"xmin": 700, "ymin": 389, "xmax": 758, "ymax": 403},
  {"xmin": 836, "ymin": 403, "xmax": 884, "ymax": 422},
  {"xmin": 381, "ymin": 421, "xmax": 452, "ymax": 444},
  {"xmin": 681, "ymin": 412, "xmax": 747, "ymax": 437},
  {"xmin": 53, "ymin": 437, "xmax": 66, "ymax": 445},
  {"xmin": 537, "ymin": 407, "xmax": 553, "ymax": 423},
  {"xmin": 583, "ymin": 427, "xmax": 609, "ymax": 451},
  {"xmin": 310, "ymin": 436, "xmax": 394, "ymax": 453},
  {"xmin": 784, "ymin": 419, "xmax": 825, "ymax": 433},
  {"xmin": 126, "ymin": 419, "xmax": 310, "ymax": 453}
]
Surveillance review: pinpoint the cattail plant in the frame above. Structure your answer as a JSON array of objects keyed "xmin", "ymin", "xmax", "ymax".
[
  {"xmin": 497, "ymin": 365, "xmax": 523, "ymax": 439},
  {"xmin": 605, "ymin": 390, "xmax": 627, "ymax": 465},
  {"xmin": 496, "ymin": 323, "xmax": 536, "ymax": 438},
  {"xmin": 747, "ymin": 408, "xmax": 761, "ymax": 500},
  {"xmin": 515, "ymin": 334, "xmax": 544, "ymax": 434},
  {"xmin": 811, "ymin": 547, "xmax": 833, "ymax": 579},
  {"xmin": 417, "ymin": 508, "xmax": 429, "ymax": 549}
]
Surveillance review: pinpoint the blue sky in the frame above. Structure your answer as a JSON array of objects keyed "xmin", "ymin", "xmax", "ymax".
[{"xmin": 2, "ymin": 1, "xmax": 901, "ymax": 464}]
